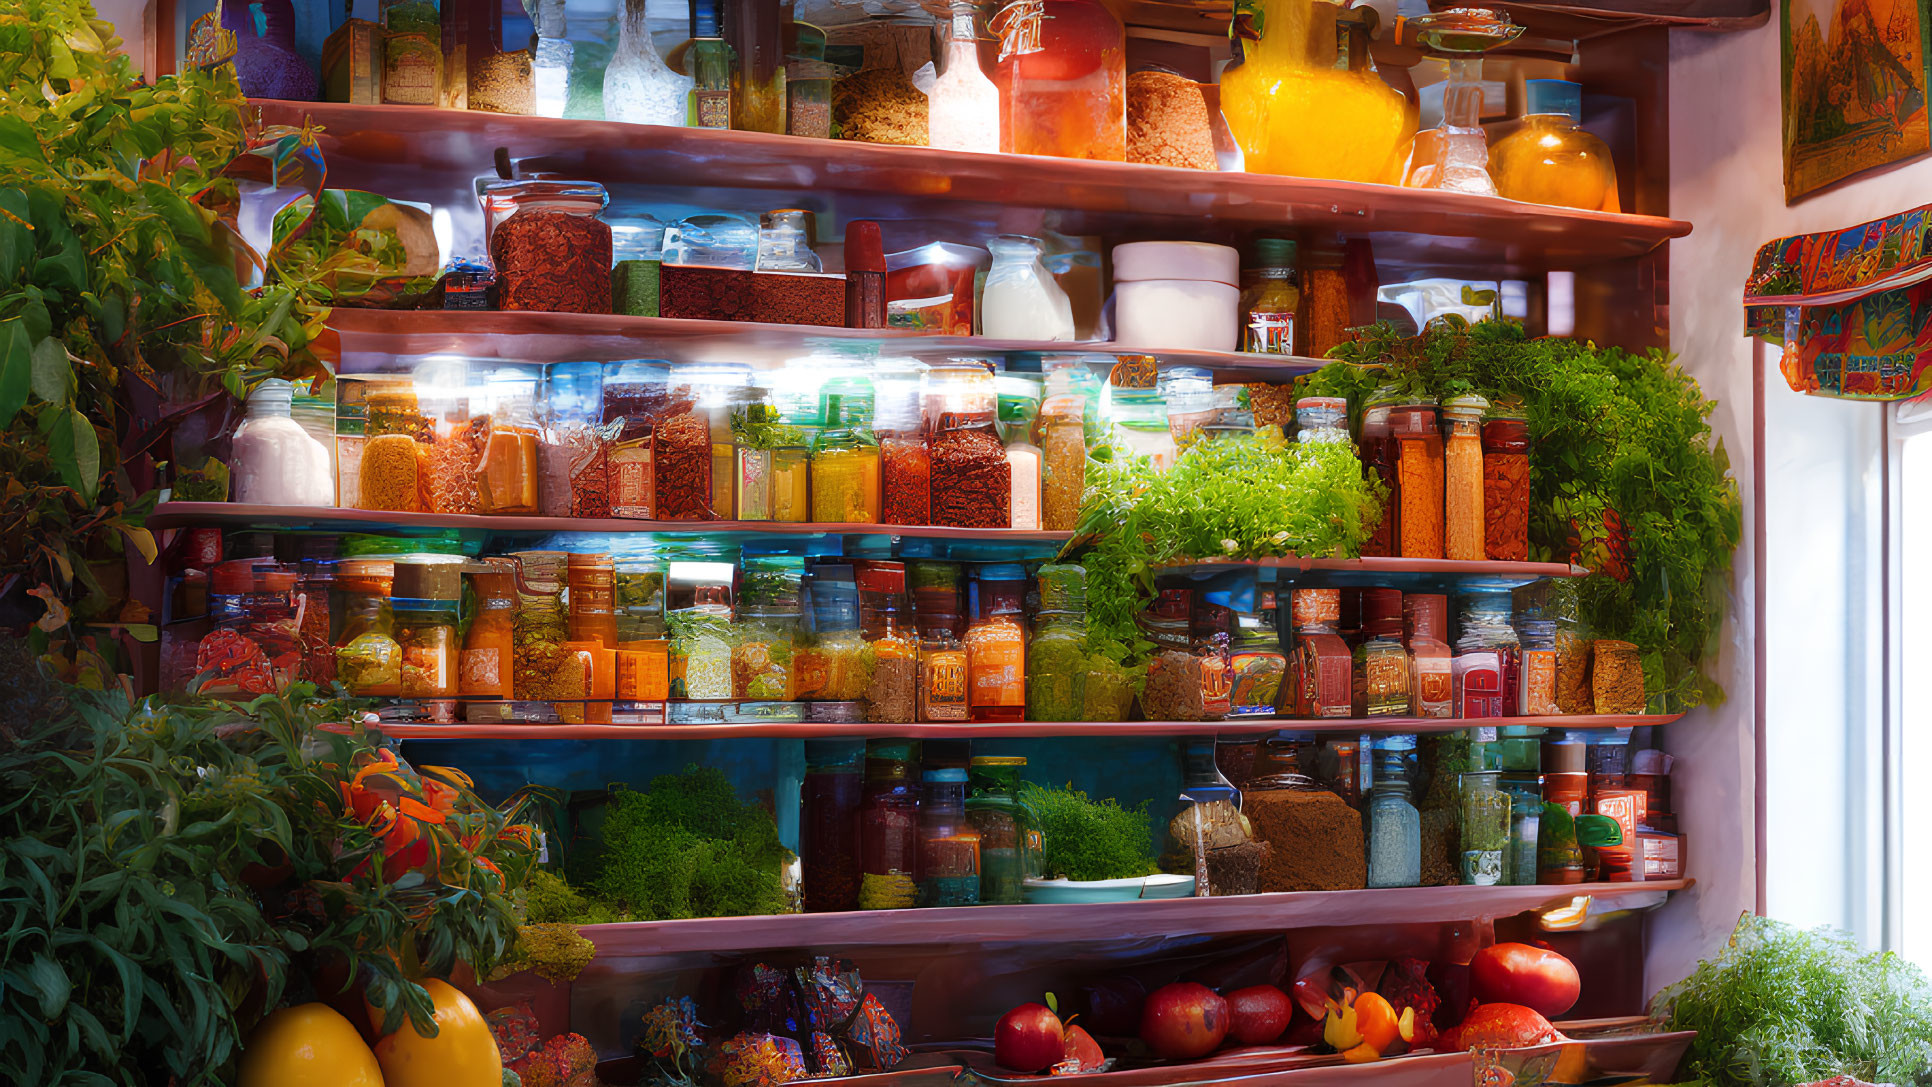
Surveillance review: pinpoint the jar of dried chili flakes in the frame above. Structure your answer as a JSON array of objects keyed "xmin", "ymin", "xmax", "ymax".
[
  {"xmin": 926, "ymin": 362, "xmax": 1009, "ymax": 529},
  {"xmin": 481, "ymin": 179, "xmax": 614, "ymax": 313},
  {"xmin": 875, "ymin": 359, "xmax": 931, "ymax": 526}
]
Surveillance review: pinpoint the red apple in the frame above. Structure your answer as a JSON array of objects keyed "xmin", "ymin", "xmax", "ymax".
[
  {"xmin": 1469, "ymin": 943, "xmax": 1580, "ymax": 1019},
  {"xmin": 996, "ymin": 1002, "xmax": 1066, "ymax": 1072},
  {"xmin": 1224, "ymin": 985, "xmax": 1294, "ymax": 1046},
  {"xmin": 1061, "ymin": 1024, "xmax": 1106, "ymax": 1072},
  {"xmin": 1138, "ymin": 982, "xmax": 1230, "ymax": 1061}
]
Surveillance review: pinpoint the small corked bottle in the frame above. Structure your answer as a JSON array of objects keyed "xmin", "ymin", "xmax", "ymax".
[{"xmin": 845, "ymin": 220, "xmax": 887, "ymax": 329}]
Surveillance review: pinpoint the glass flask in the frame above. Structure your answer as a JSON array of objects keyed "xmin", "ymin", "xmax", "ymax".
[
  {"xmin": 528, "ymin": 0, "xmax": 571, "ymax": 118},
  {"xmin": 687, "ymin": 0, "xmax": 735, "ymax": 128},
  {"xmin": 726, "ymin": 0, "xmax": 787, "ymax": 134},
  {"xmin": 606, "ymin": 0, "xmax": 691, "ymax": 125},
  {"xmin": 991, "ymin": 0, "xmax": 1126, "ymax": 160},
  {"xmin": 917, "ymin": 768, "xmax": 982, "ymax": 907},
  {"xmin": 981, "ymin": 235, "xmax": 1075, "ymax": 341},
  {"xmin": 930, "ymin": 0, "xmax": 1001, "ymax": 153},
  {"xmin": 1403, "ymin": 7, "xmax": 1523, "ymax": 195},
  {"xmin": 1490, "ymin": 78, "xmax": 1620, "ymax": 211},
  {"xmin": 1220, "ymin": 0, "xmax": 1414, "ymax": 184},
  {"xmin": 1366, "ymin": 743, "xmax": 1421, "ymax": 888}
]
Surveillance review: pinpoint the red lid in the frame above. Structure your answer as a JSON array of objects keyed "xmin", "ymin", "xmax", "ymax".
[
  {"xmin": 855, "ymin": 560, "xmax": 906, "ymax": 594},
  {"xmin": 211, "ymin": 559, "xmax": 262, "ymax": 596},
  {"xmin": 844, "ymin": 220, "xmax": 886, "ymax": 274}
]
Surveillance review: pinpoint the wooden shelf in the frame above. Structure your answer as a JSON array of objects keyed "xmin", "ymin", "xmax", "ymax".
[
  {"xmin": 579, "ymin": 880, "xmax": 1691, "ymax": 956},
  {"xmin": 353, "ymin": 713, "xmax": 1682, "ymax": 741},
  {"xmin": 326, "ymin": 307, "xmax": 1331, "ymax": 375},
  {"xmin": 255, "ymin": 100, "xmax": 1690, "ymax": 278}
]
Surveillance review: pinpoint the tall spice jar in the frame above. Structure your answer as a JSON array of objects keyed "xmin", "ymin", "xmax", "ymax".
[
  {"xmin": 460, "ymin": 559, "xmax": 517, "ymax": 717},
  {"xmin": 1298, "ymin": 249, "xmax": 1351, "ymax": 359},
  {"xmin": 1193, "ymin": 589, "xmax": 1235, "ymax": 721},
  {"xmin": 1026, "ymin": 564, "xmax": 1089, "ymax": 722},
  {"xmin": 473, "ymin": 364, "xmax": 542, "ymax": 515},
  {"xmin": 1366, "ymin": 741, "xmax": 1421, "ymax": 887},
  {"xmin": 655, "ymin": 380, "xmax": 718, "ymax": 521},
  {"xmin": 1404, "ymin": 592, "xmax": 1453, "ymax": 717},
  {"xmin": 731, "ymin": 383, "xmax": 798, "ymax": 522},
  {"xmin": 540, "ymin": 361, "xmax": 609, "ymax": 518},
  {"xmin": 1040, "ymin": 384, "xmax": 1089, "ymax": 531},
  {"xmin": 914, "ymin": 564, "xmax": 970, "ymax": 722},
  {"xmin": 666, "ymin": 561, "xmax": 736, "ymax": 700},
  {"xmin": 513, "ymin": 550, "xmax": 588, "ymax": 722},
  {"xmin": 1228, "ymin": 587, "xmax": 1288, "ymax": 717},
  {"xmin": 801, "ymin": 739, "xmax": 865, "ymax": 912},
  {"xmin": 1290, "ymin": 588, "xmax": 1352, "ymax": 718},
  {"xmin": 613, "ymin": 549, "xmax": 670, "ymax": 707},
  {"xmin": 1139, "ymin": 587, "xmax": 1203, "ymax": 720},
  {"xmin": 1241, "ymin": 237, "xmax": 1301, "ymax": 354},
  {"xmin": 859, "ymin": 561, "xmax": 918, "ymax": 723},
  {"xmin": 393, "ymin": 560, "xmax": 462, "ymax": 719},
  {"xmin": 917, "ymin": 768, "xmax": 982, "ymax": 906},
  {"xmin": 858, "ymin": 740, "xmax": 920, "ymax": 910},
  {"xmin": 1482, "ymin": 409, "xmax": 1531, "ymax": 561},
  {"xmin": 734, "ymin": 556, "xmax": 803, "ymax": 702},
  {"xmin": 1352, "ymin": 588, "xmax": 1411, "ymax": 716},
  {"xmin": 296, "ymin": 559, "xmax": 336, "ymax": 686},
  {"xmin": 928, "ymin": 363, "xmax": 1011, "ymax": 529},
  {"xmin": 967, "ymin": 564, "xmax": 1029, "ymax": 723},
  {"xmin": 999, "ymin": 376, "xmax": 1043, "ymax": 530},
  {"xmin": 481, "ymin": 180, "xmax": 614, "ymax": 313},
  {"xmin": 812, "ymin": 378, "xmax": 882, "ymax": 523},
  {"xmin": 1516, "ymin": 592, "xmax": 1559, "ymax": 716},
  {"xmin": 1498, "ymin": 729, "xmax": 1542, "ymax": 885},
  {"xmin": 602, "ymin": 360, "xmax": 672, "ymax": 519},
  {"xmin": 966, "ymin": 756, "xmax": 1031, "ymax": 904},
  {"xmin": 876, "ymin": 361, "xmax": 932, "ymax": 526},
  {"xmin": 1442, "ymin": 393, "xmax": 1489, "ymax": 561},
  {"xmin": 1391, "ymin": 399, "xmax": 1444, "ymax": 559}
]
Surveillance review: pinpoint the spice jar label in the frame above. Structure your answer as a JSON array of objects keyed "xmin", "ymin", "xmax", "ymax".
[
  {"xmin": 610, "ymin": 443, "xmax": 655, "ymax": 517},
  {"xmin": 1416, "ymin": 662, "xmax": 1454, "ymax": 716},
  {"xmin": 1519, "ymin": 648, "xmax": 1558, "ymax": 715},
  {"xmin": 694, "ymin": 89, "xmax": 730, "ymax": 129},
  {"xmin": 921, "ymin": 653, "xmax": 969, "ymax": 720},
  {"xmin": 968, "ymin": 639, "xmax": 1024, "ymax": 708},
  {"xmin": 459, "ymin": 647, "xmax": 503, "ymax": 695}
]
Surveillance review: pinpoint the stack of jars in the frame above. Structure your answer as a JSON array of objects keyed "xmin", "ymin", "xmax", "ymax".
[{"xmin": 1353, "ymin": 386, "xmax": 1533, "ymax": 563}]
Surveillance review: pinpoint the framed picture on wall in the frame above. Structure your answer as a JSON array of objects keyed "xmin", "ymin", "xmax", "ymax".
[{"xmin": 1782, "ymin": 0, "xmax": 1932, "ymax": 201}]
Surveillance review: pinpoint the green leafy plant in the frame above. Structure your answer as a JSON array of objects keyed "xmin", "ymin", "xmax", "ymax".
[
  {"xmin": 0, "ymin": 681, "xmax": 541, "ymax": 1083},
  {"xmin": 1652, "ymin": 913, "xmax": 1932, "ymax": 1087},
  {"xmin": 1019, "ymin": 782, "xmax": 1159, "ymax": 882},
  {"xmin": 1066, "ymin": 429, "xmax": 1382, "ymax": 662},
  {"xmin": 585, "ymin": 766, "xmax": 792, "ymax": 921},
  {"xmin": 1325, "ymin": 317, "xmax": 1742, "ymax": 708}
]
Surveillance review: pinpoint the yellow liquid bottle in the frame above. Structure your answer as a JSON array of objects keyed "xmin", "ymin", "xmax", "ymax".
[{"xmin": 1490, "ymin": 79, "xmax": 1620, "ymax": 212}]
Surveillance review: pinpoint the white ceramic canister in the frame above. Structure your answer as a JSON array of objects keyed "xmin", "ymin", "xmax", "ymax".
[{"xmin": 1111, "ymin": 241, "xmax": 1241, "ymax": 351}]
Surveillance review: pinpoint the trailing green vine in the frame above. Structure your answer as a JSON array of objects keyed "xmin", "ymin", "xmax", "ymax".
[{"xmin": 1324, "ymin": 317, "xmax": 1742, "ymax": 708}]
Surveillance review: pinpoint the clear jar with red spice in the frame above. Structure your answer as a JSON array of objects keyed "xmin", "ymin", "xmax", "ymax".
[
  {"xmin": 482, "ymin": 179, "xmax": 614, "ymax": 313},
  {"xmin": 926, "ymin": 362, "xmax": 1010, "ymax": 529},
  {"xmin": 1482, "ymin": 411, "xmax": 1531, "ymax": 561},
  {"xmin": 877, "ymin": 359, "xmax": 932, "ymax": 526}
]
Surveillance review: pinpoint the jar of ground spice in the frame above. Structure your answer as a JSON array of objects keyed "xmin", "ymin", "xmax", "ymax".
[
  {"xmin": 1241, "ymin": 734, "xmax": 1367, "ymax": 891},
  {"xmin": 481, "ymin": 179, "xmax": 613, "ymax": 313},
  {"xmin": 926, "ymin": 363, "xmax": 1009, "ymax": 529}
]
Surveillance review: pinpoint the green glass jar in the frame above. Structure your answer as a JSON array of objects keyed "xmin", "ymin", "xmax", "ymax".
[
  {"xmin": 1026, "ymin": 563, "xmax": 1088, "ymax": 722},
  {"xmin": 966, "ymin": 756, "xmax": 1031, "ymax": 905}
]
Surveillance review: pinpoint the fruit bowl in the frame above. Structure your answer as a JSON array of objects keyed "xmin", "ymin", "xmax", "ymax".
[{"xmin": 1021, "ymin": 874, "xmax": 1196, "ymax": 903}]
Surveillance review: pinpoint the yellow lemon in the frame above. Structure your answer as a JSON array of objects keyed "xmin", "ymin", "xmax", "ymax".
[
  {"xmin": 237, "ymin": 1003, "xmax": 384, "ymax": 1087},
  {"xmin": 372, "ymin": 978, "xmax": 503, "ymax": 1087}
]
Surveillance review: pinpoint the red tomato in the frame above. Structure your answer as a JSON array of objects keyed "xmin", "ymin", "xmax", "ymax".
[
  {"xmin": 1469, "ymin": 943, "xmax": 1580, "ymax": 1018},
  {"xmin": 1436, "ymin": 1003, "xmax": 1562, "ymax": 1052}
]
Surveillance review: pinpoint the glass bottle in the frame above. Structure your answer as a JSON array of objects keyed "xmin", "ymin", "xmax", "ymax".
[
  {"xmin": 1027, "ymin": 563, "xmax": 1088, "ymax": 722},
  {"xmin": 1357, "ymin": 383, "xmax": 1401, "ymax": 557},
  {"xmin": 735, "ymin": 556, "xmax": 803, "ymax": 702},
  {"xmin": 603, "ymin": 360, "xmax": 671, "ymax": 519},
  {"xmin": 606, "ymin": 0, "xmax": 691, "ymax": 125},
  {"xmin": 393, "ymin": 560, "xmax": 461, "ymax": 707},
  {"xmin": 930, "ymin": 0, "xmax": 1002, "ymax": 153},
  {"xmin": 1241, "ymin": 237, "xmax": 1301, "ymax": 354},
  {"xmin": 1405, "ymin": 593, "xmax": 1453, "ymax": 718},
  {"xmin": 1498, "ymin": 726, "xmax": 1542, "ymax": 885},
  {"xmin": 859, "ymin": 740, "xmax": 920, "ymax": 910},
  {"xmin": 1460, "ymin": 767, "xmax": 1509, "ymax": 885},
  {"xmin": 859, "ymin": 562, "xmax": 918, "ymax": 723},
  {"xmin": 991, "ymin": 0, "xmax": 1126, "ymax": 160},
  {"xmin": 199, "ymin": 559, "xmax": 304, "ymax": 697},
  {"xmin": 528, "ymin": 0, "xmax": 572, "ymax": 118},
  {"xmin": 611, "ymin": 217, "xmax": 666, "ymax": 318},
  {"xmin": 667, "ymin": 562, "xmax": 735, "ymax": 700},
  {"xmin": 232, "ymin": 379, "xmax": 333, "ymax": 506},
  {"xmin": 1220, "ymin": 1, "xmax": 1414, "ymax": 183},
  {"xmin": 967, "ymin": 564, "xmax": 1028, "ymax": 723},
  {"xmin": 787, "ymin": 21, "xmax": 835, "ymax": 138},
  {"xmin": 1482, "ymin": 411, "xmax": 1531, "ymax": 562},
  {"xmin": 811, "ymin": 382, "xmax": 882, "ymax": 524},
  {"xmin": 877, "ymin": 359, "xmax": 932, "ymax": 527},
  {"xmin": 757, "ymin": 209, "xmax": 823, "ymax": 273},
  {"xmin": 686, "ymin": 0, "xmax": 735, "ymax": 129},
  {"xmin": 802, "ymin": 739, "xmax": 865, "ymax": 912},
  {"xmin": 980, "ymin": 235, "xmax": 1075, "ymax": 341},
  {"xmin": 335, "ymin": 560, "xmax": 402, "ymax": 698},
  {"xmin": 916, "ymin": 566, "xmax": 971, "ymax": 722},
  {"xmin": 1403, "ymin": 7, "xmax": 1522, "ymax": 195},
  {"xmin": 726, "ymin": 0, "xmax": 786, "ymax": 134},
  {"xmin": 1442, "ymin": 394, "xmax": 1488, "ymax": 562},
  {"xmin": 1366, "ymin": 744, "xmax": 1421, "ymax": 887},
  {"xmin": 1490, "ymin": 79, "xmax": 1619, "ymax": 212},
  {"xmin": 917, "ymin": 769, "xmax": 981, "ymax": 907},
  {"xmin": 1391, "ymin": 400, "xmax": 1444, "ymax": 559},
  {"xmin": 1000, "ymin": 378, "xmax": 1042, "ymax": 530},
  {"xmin": 1228, "ymin": 588, "xmax": 1288, "ymax": 717},
  {"xmin": 1353, "ymin": 588, "xmax": 1411, "ymax": 716},
  {"xmin": 460, "ymin": 559, "xmax": 517, "ymax": 708},
  {"xmin": 967, "ymin": 756, "xmax": 1030, "ymax": 904}
]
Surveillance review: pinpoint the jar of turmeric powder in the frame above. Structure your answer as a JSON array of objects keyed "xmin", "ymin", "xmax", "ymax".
[
  {"xmin": 1389, "ymin": 401, "xmax": 1444, "ymax": 560},
  {"xmin": 1442, "ymin": 394, "xmax": 1489, "ymax": 562}
]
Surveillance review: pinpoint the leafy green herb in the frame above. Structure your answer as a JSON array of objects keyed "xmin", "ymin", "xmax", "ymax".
[
  {"xmin": 591, "ymin": 766, "xmax": 792, "ymax": 921},
  {"xmin": 1653, "ymin": 913, "xmax": 1932, "ymax": 1087},
  {"xmin": 732, "ymin": 401, "xmax": 806, "ymax": 450},
  {"xmin": 1019, "ymin": 782, "xmax": 1159, "ymax": 882}
]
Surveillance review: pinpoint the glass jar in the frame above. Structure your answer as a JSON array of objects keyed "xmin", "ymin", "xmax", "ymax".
[
  {"xmin": 334, "ymin": 559, "xmax": 402, "ymax": 698},
  {"xmin": 1139, "ymin": 588, "xmax": 1201, "ymax": 720},
  {"xmin": 1460, "ymin": 768, "xmax": 1509, "ymax": 885},
  {"xmin": 232, "ymin": 379, "xmax": 333, "ymax": 506},
  {"xmin": 1549, "ymin": 580, "xmax": 1593, "ymax": 715},
  {"xmin": 198, "ymin": 559, "xmax": 304, "ymax": 697},
  {"xmin": 1192, "ymin": 594, "xmax": 1234, "ymax": 721},
  {"xmin": 460, "ymin": 559, "xmax": 517, "ymax": 703},
  {"xmin": 786, "ymin": 21, "xmax": 834, "ymax": 138},
  {"xmin": 1173, "ymin": 740, "xmax": 1258, "ymax": 895},
  {"xmin": 693, "ymin": 363, "xmax": 752, "ymax": 520},
  {"xmin": 296, "ymin": 558, "xmax": 335, "ymax": 686},
  {"xmin": 1160, "ymin": 366, "xmax": 1217, "ymax": 448},
  {"xmin": 1220, "ymin": 0, "xmax": 1414, "ymax": 183},
  {"xmin": 756, "ymin": 209, "xmax": 823, "ymax": 273},
  {"xmin": 614, "ymin": 549, "xmax": 670, "ymax": 705},
  {"xmin": 1499, "ymin": 730, "xmax": 1543, "ymax": 885},
  {"xmin": 967, "ymin": 564, "xmax": 1029, "ymax": 723},
  {"xmin": 1241, "ymin": 238, "xmax": 1301, "ymax": 355},
  {"xmin": 1040, "ymin": 387, "xmax": 1089, "ymax": 531},
  {"xmin": 1027, "ymin": 563, "xmax": 1088, "ymax": 722},
  {"xmin": 380, "ymin": 0, "xmax": 442, "ymax": 106},
  {"xmin": 354, "ymin": 380, "xmax": 433, "ymax": 514},
  {"xmin": 1391, "ymin": 401, "xmax": 1444, "ymax": 559},
  {"xmin": 567, "ymin": 552, "xmax": 620, "ymax": 648},
  {"xmin": 725, "ymin": 0, "xmax": 787, "ymax": 134},
  {"xmin": 999, "ymin": 377, "xmax": 1042, "ymax": 530},
  {"xmin": 1482, "ymin": 412, "xmax": 1531, "ymax": 562},
  {"xmin": 1353, "ymin": 588, "xmax": 1411, "ymax": 716},
  {"xmin": 686, "ymin": 0, "xmax": 734, "ymax": 128},
  {"xmin": 451, "ymin": 0, "xmax": 533, "ymax": 114},
  {"xmin": 473, "ymin": 364, "xmax": 542, "ymax": 515},
  {"xmin": 1366, "ymin": 745, "xmax": 1421, "ymax": 887},
  {"xmin": 1106, "ymin": 387, "xmax": 1178, "ymax": 472},
  {"xmin": 930, "ymin": 0, "xmax": 1001, "ymax": 152},
  {"xmin": 967, "ymin": 756, "xmax": 1030, "ymax": 904},
  {"xmin": 1241, "ymin": 741, "xmax": 1367, "ymax": 890},
  {"xmin": 1296, "ymin": 396, "xmax": 1349, "ymax": 445},
  {"xmin": 915, "ymin": 565, "xmax": 971, "ymax": 722},
  {"xmin": 667, "ymin": 561, "xmax": 735, "ymax": 700},
  {"xmin": 735, "ymin": 556, "xmax": 803, "ymax": 701},
  {"xmin": 917, "ymin": 768, "xmax": 981, "ymax": 907},
  {"xmin": 859, "ymin": 740, "xmax": 920, "ymax": 910},
  {"xmin": 611, "ymin": 217, "xmax": 665, "ymax": 318},
  {"xmin": 731, "ymin": 384, "xmax": 799, "ymax": 522},
  {"xmin": 393, "ymin": 560, "xmax": 461, "ymax": 704},
  {"xmin": 811, "ymin": 379, "xmax": 881, "ymax": 523},
  {"xmin": 1456, "ymin": 590, "xmax": 1520, "ymax": 718},
  {"xmin": 1518, "ymin": 617, "xmax": 1558, "ymax": 716},
  {"xmin": 603, "ymin": 360, "xmax": 673, "ymax": 519},
  {"xmin": 540, "ymin": 361, "xmax": 608, "ymax": 518},
  {"xmin": 1229, "ymin": 589, "xmax": 1287, "ymax": 716},
  {"xmin": 991, "ymin": 0, "xmax": 1125, "ymax": 160},
  {"xmin": 799, "ymin": 563, "xmax": 873, "ymax": 703},
  {"xmin": 1405, "ymin": 593, "xmax": 1454, "ymax": 718},
  {"xmin": 856, "ymin": 562, "xmax": 918, "ymax": 724},
  {"xmin": 928, "ymin": 368, "xmax": 1011, "ymax": 530},
  {"xmin": 1357, "ymin": 383, "xmax": 1401, "ymax": 556},
  {"xmin": 802, "ymin": 739, "xmax": 865, "ymax": 912},
  {"xmin": 771, "ymin": 443, "xmax": 811, "ymax": 523},
  {"xmin": 981, "ymin": 235, "xmax": 1075, "ymax": 341},
  {"xmin": 876, "ymin": 360, "xmax": 932, "ymax": 527},
  {"xmin": 482, "ymin": 179, "xmax": 613, "ymax": 313},
  {"xmin": 1442, "ymin": 394, "xmax": 1489, "ymax": 561},
  {"xmin": 651, "ymin": 384, "xmax": 717, "ymax": 523},
  {"xmin": 604, "ymin": 0, "xmax": 691, "ymax": 125},
  {"xmin": 1490, "ymin": 79, "xmax": 1619, "ymax": 211},
  {"xmin": 512, "ymin": 550, "xmax": 584, "ymax": 718}
]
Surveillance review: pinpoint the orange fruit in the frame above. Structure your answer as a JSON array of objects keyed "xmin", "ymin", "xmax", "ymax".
[
  {"xmin": 237, "ymin": 1003, "xmax": 384, "ymax": 1087},
  {"xmin": 372, "ymin": 978, "xmax": 502, "ymax": 1087},
  {"xmin": 1351, "ymin": 992, "xmax": 1414, "ymax": 1053}
]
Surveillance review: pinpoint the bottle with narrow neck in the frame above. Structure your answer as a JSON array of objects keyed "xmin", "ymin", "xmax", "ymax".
[
  {"xmin": 606, "ymin": 0, "xmax": 692, "ymax": 125},
  {"xmin": 929, "ymin": 0, "xmax": 1001, "ymax": 152},
  {"xmin": 530, "ymin": 0, "xmax": 572, "ymax": 118},
  {"xmin": 686, "ymin": 0, "xmax": 735, "ymax": 129}
]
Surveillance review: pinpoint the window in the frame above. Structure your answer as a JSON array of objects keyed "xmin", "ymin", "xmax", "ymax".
[{"xmin": 1893, "ymin": 398, "xmax": 1932, "ymax": 966}]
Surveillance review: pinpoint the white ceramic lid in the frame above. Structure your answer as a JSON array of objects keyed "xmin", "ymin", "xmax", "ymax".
[{"xmin": 1111, "ymin": 241, "xmax": 1240, "ymax": 286}]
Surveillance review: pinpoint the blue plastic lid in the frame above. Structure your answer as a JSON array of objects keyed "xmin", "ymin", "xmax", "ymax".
[
  {"xmin": 1526, "ymin": 79, "xmax": 1582, "ymax": 123},
  {"xmin": 690, "ymin": 0, "xmax": 721, "ymax": 37},
  {"xmin": 977, "ymin": 563, "xmax": 1028, "ymax": 582},
  {"xmin": 924, "ymin": 768, "xmax": 969, "ymax": 782}
]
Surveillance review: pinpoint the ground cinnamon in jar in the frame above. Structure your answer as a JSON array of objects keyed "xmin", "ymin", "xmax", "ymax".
[
  {"xmin": 1391, "ymin": 402, "xmax": 1444, "ymax": 559},
  {"xmin": 1244, "ymin": 783, "xmax": 1366, "ymax": 891},
  {"xmin": 930, "ymin": 415, "xmax": 1010, "ymax": 528}
]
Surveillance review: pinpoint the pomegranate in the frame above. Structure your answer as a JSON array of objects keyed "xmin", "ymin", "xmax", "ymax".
[
  {"xmin": 995, "ymin": 1003, "xmax": 1066, "ymax": 1072},
  {"xmin": 1469, "ymin": 943, "xmax": 1580, "ymax": 1019},
  {"xmin": 1224, "ymin": 986, "xmax": 1294, "ymax": 1046},
  {"xmin": 1138, "ymin": 982, "xmax": 1229, "ymax": 1061},
  {"xmin": 1436, "ymin": 1003, "xmax": 1562, "ymax": 1052}
]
